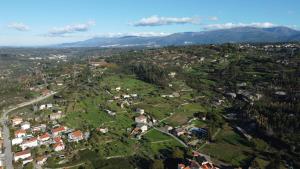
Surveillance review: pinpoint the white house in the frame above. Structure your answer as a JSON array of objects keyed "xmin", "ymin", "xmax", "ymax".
[
  {"xmin": 115, "ymin": 87, "xmax": 121, "ymax": 91},
  {"xmin": 46, "ymin": 104, "xmax": 53, "ymax": 109},
  {"xmin": 49, "ymin": 113, "xmax": 63, "ymax": 120},
  {"xmin": 131, "ymin": 94, "xmax": 138, "ymax": 98},
  {"xmin": 136, "ymin": 108, "xmax": 145, "ymax": 115},
  {"xmin": 21, "ymin": 122, "xmax": 30, "ymax": 130},
  {"xmin": 122, "ymin": 94, "xmax": 130, "ymax": 99},
  {"xmin": 97, "ymin": 128, "xmax": 108, "ymax": 134},
  {"xmin": 12, "ymin": 137, "xmax": 23, "ymax": 145},
  {"xmin": 12, "ymin": 117, "xmax": 23, "ymax": 126},
  {"xmin": 14, "ymin": 150, "xmax": 31, "ymax": 161},
  {"xmin": 53, "ymin": 143, "xmax": 65, "ymax": 151},
  {"xmin": 135, "ymin": 115, "xmax": 147, "ymax": 124},
  {"xmin": 36, "ymin": 156, "xmax": 47, "ymax": 165},
  {"xmin": 39, "ymin": 104, "xmax": 46, "ymax": 110},
  {"xmin": 136, "ymin": 123, "xmax": 148, "ymax": 133},
  {"xmin": 20, "ymin": 137, "xmax": 38, "ymax": 150},
  {"xmin": 22, "ymin": 157, "xmax": 33, "ymax": 165},
  {"xmin": 0, "ymin": 159, "xmax": 4, "ymax": 168},
  {"xmin": 105, "ymin": 109, "xmax": 116, "ymax": 116}
]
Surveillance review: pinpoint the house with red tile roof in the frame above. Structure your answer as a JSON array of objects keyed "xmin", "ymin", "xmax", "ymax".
[
  {"xmin": 53, "ymin": 136, "xmax": 63, "ymax": 143},
  {"xmin": 53, "ymin": 142, "xmax": 65, "ymax": 151},
  {"xmin": 53, "ymin": 136, "xmax": 65, "ymax": 151},
  {"xmin": 38, "ymin": 133, "xmax": 51, "ymax": 142},
  {"xmin": 14, "ymin": 129, "xmax": 26, "ymax": 138},
  {"xmin": 14, "ymin": 149, "xmax": 31, "ymax": 161},
  {"xmin": 68, "ymin": 130, "xmax": 84, "ymax": 142},
  {"xmin": 52, "ymin": 126, "xmax": 66, "ymax": 136}
]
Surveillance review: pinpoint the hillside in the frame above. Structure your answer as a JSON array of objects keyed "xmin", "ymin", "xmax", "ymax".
[{"xmin": 56, "ymin": 26, "xmax": 300, "ymax": 47}]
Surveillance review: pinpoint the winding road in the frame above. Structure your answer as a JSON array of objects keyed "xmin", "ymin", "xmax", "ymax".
[{"xmin": 1, "ymin": 91, "xmax": 57, "ymax": 169}]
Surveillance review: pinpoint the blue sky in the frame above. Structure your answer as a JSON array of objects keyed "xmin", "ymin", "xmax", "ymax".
[{"xmin": 0, "ymin": 0, "xmax": 299, "ymax": 46}]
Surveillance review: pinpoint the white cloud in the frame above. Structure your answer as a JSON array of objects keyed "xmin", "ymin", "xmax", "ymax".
[
  {"xmin": 7, "ymin": 22, "xmax": 30, "ymax": 31},
  {"xmin": 48, "ymin": 20, "xmax": 96, "ymax": 36},
  {"xmin": 97, "ymin": 32, "xmax": 170, "ymax": 37},
  {"xmin": 208, "ymin": 16, "xmax": 219, "ymax": 21},
  {"xmin": 203, "ymin": 22, "xmax": 276, "ymax": 30},
  {"xmin": 133, "ymin": 15, "xmax": 199, "ymax": 26}
]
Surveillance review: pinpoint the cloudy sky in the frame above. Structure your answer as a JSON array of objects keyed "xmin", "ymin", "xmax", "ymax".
[{"xmin": 0, "ymin": 0, "xmax": 299, "ymax": 46}]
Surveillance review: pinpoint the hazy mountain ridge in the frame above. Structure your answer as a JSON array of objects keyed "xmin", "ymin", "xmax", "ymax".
[{"xmin": 56, "ymin": 26, "xmax": 300, "ymax": 47}]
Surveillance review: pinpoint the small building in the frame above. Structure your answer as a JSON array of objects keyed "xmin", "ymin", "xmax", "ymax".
[
  {"xmin": 115, "ymin": 87, "xmax": 121, "ymax": 91},
  {"xmin": 168, "ymin": 72, "xmax": 176, "ymax": 78},
  {"xmin": 173, "ymin": 128, "xmax": 186, "ymax": 136},
  {"xmin": 36, "ymin": 156, "xmax": 47, "ymax": 165},
  {"xmin": 53, "ymin": 142, "xmax": 65, "ymax": 151},
  {"xmin": 12, "ymin": 117, "xmax": 23, "ymax": 126},
  {"xmin": 15, "ymin": 129, "xmax": 26, "ymax": 138},
  {"xmin": 39, "ymin": 103, "xmax": 53, "ymax": 110},
  {"xmin": 68, "ymin": 130, "xmax": 84, "ymax": 142},
  {"xmin": 97, "ymin": 128, "xmax": 108, "ymax": 134},
  {"xmin": 20, "ymin": 137, "xmax": 38, "ymax": 150},
  {"xmin": 39, "ymin": 104, "xmax": 46, "ymax": 110},
  {"xmin": 22, "ymin": 157, "xmax": 33, "ymax": 166},
  {"xmin": 136, "ymin": 108, "xmax": 145, "ymax": 115},
  {"xmin": 14, "ymin": 149, "xmax": 31, "ymax": 162},
  {"xmin": 38, "ymin": 133, "xmax": 51, "ymax": 142},
  {"xmin": 52, "ymin": 126, "xmax": 66, "ymax": 136},
  {"xmin": 21, "ymin": 122, "xmax": 30, "ymax": 130},
  {"xmin": 122, "ymin": 94, "xmax": 130, "ymax": 99},
  {"xmin": 135, "ymin": 115, "xmax": 147, "ymax": 124},
  {"xmin": 0, "ymin": 159, "xmax": 4, "ymax": 168},
  {"xmin": 32, "ymin": 124, "xmax": 47, "ymax": 133},
  {"xmin": 131, "ymin": 94, "xmax": 138, "ymax": 98},
  {"xmin": 105, "ymin": 109, "xmax": 116, "ymax": 116},
  {"xmin": 12, "ymin": 137, "xmax": 23, "ymax": 145},
  {"xmin": 136, "ymin": 123, "xmax": 148, "ymax": 133},
  {"xmin": 49, "ymin": 112, "xmax": 63, "ymax": 120},
  {"xmin": 46, "ymin": 104, "xmax": 53, "ymax": 109}
]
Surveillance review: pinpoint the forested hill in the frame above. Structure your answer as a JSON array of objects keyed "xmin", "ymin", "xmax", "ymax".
[{"xmin": 56, "ymin": 27, "xmax": 300, "ymax": 47}]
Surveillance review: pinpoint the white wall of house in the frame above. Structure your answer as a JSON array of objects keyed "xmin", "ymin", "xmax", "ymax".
[
  {"xmin": 20, "ymin": 140, "xmax": 38, "ymax": 150},
  {"xmin": 12, "ymin": 138, "xmax": 23, "ymax": 145},
  {"xmin": 14, "ymin": 153, "xmax": 31, "ymax": 161}
]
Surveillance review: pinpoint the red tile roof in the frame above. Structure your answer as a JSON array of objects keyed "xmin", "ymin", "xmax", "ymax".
[
  {"xmin": 39, "ymin": 133, "xmax": 50, "ymax": 140},
  {"xmin": 15, "ymin": 129, "xmax": 26, "ymax": 135},
  {"xmin": 53, "ymin": 142, "xmax": 64, "ymax": 149},
  {"xmin": 52, "ymin": 126, "xmax": 66, "ymax": 134},
  {"xmin": 15, "ymin": 149, "xmax": 31, "ymax": 157},
  {"xmin": 71, "ymin": 130, "xmax": 83, "ymax": 138},
  {"xmin": 54, "ymin": 137, "xmax": 63, "ymax": 143}
]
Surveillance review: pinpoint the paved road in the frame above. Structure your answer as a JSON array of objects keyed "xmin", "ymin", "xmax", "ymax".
[{"xmin": 1, "ymin": 91, "xmax": 57, "ymax": 169}]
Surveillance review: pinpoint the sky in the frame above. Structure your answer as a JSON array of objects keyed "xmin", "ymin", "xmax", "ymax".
[{"xmin": 0, "ymin": 0, "xmax": 299, "ymax": 46}]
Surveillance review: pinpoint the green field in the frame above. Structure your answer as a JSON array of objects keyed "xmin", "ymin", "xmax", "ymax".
[{"xmin": 200, "ymin": 124, "xmax": 269, "ymax": 167}]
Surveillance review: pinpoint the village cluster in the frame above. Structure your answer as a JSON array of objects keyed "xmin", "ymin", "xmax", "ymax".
[{"xmin": 9, "ymin": 103, "xmax": 88, "ymax": 167}]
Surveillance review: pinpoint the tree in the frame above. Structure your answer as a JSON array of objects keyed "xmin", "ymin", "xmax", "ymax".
[
  {"xmin": 172, "ymin": 147, "xmax": 184, "ymax": 160},
  {"xmin": 150, "ymin": 159, "xmax": 164, "ymax": 169}
]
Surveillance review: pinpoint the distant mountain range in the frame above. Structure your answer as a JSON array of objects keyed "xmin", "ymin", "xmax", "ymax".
[{"xmin": 56, "ymin": 26, "xmax": 300, "ymax": 48}]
